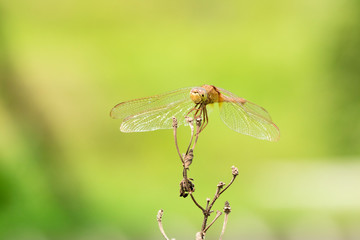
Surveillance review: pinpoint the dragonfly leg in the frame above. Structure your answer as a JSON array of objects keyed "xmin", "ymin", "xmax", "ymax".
[
  {"xmin": 193, "ymin": 105, "xmax": 202, "ymax": 118},
  {"xmin": 189, "ymin": 104, "xmax": 203, "ymax": 120},
  {"xmin": 185, "ymin": 103, "xmax": 200, "ymax": 118},
  {"xmin": 199, "ymin": 106, "xmax": 208, "ymax": 133}
]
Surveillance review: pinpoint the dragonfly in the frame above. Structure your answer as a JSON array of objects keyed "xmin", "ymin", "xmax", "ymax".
[{"xmin": 110, "ymin": 85, "xmax": 280, "ymax": 141}]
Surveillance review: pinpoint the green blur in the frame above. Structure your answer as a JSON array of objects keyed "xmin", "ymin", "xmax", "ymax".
[{"xmin": 0, "ymin": 0, "xmax": 359, "ymax": 239}]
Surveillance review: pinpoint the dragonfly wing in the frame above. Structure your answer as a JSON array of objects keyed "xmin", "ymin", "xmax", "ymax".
[
  {"xmin": 217, "ymin": 88, "xmax": 280, "ymax": 141},
  {"xmin": 110, "ymin": 87, "xmax": 195, "ymax": 132}
]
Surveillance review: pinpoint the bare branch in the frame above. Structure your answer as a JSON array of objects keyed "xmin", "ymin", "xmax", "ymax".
[
  {"xmin": 198, "ymin": 167, "xmax": 238, "ymax": 238},
  {"xmin": 172, "ymin": 117, "xmax": 184, "ymax": 164},
  {"xmin": 185, "ymin": 117, "xmax": 194, "ymax": 155},
  {"xmin": 204, "ymin": 211, "xmax": 223, "ymax": 232},
  {"xmin": 207, "ymin": 182, "xmax": 225, "ymax": 213},
  {"xmin": 190, "ymin": 192, "xmax": 205, "ymax": 212},
  {"xmin": 171, "ymin": 116, "xmax": 238, "ymax": 240},
  {"xmin": 205, "ymin": 198, "xmax": 211, "ymax": 211},
  {"xmin": 184, "ymin": 149, "xmax": 194, "ymax": 169},
  {"xmin": 219, "ymin": 166, "xmax": 238, "ymax": 195},
  {"xmin": 219, "ymin": 201, "xmax": 231, "ymax": 240},
  {"xmin": 157, "ymin": 209, "xmax": 173, "ymax": 240}
]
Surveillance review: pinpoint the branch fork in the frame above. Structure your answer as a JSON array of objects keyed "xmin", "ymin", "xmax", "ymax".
[{"xmin": 157, "ymin": 116, "xmax": 239, "ymax": 240}]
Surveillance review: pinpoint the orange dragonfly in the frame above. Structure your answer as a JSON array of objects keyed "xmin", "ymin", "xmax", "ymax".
[{"xmin": 110, "ymin": 85, "xmax": 280, "ymax": 141}]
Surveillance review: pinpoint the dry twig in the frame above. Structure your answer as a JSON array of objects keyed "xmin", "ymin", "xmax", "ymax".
[
  {"xmin": 157, "ymin": 209, "xmax": 175, "ymax": 240},
  {"xmin": 158, "ymin": 117, "xmax": 238, "ymax": 240},
  {"xmin": 219, "ymin": 201, "xmax": 231, "ymax": 240}
]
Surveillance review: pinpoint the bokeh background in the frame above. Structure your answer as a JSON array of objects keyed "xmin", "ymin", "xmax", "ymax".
[{"xmin": 1, "ymin": 0, "xmax": 360, "ymax": 239}]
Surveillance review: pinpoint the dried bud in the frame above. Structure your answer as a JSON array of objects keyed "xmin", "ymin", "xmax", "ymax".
[
  {"xmin": 157, "ymin": 209, "xmax": 164, "ymax": 221},
  {"xmin": 196, "ymin": 117, "xmax": 202, "ymax": 127},
  {"xmin": 196, "ymin": 232, "xmax": 203, "ymax": 240},
  {"xmin": 217, "ymin": 181, "xmax": 225, "ymax": 189},
  {"xmin": 184, "ymin": 149, "xmax": 194, "ymax": 169},
  {"xmin": 172, "ymin": 117, "xmax": 178, "ymax": 128},
  {"xmin": 231, "ymin": 166, "xmax": 239, "ymax": 176},
  {"xmin": 185, "ymin": 117, "xmax": 194, "ymax": 132},
  {"xmin": 224, "ymin": 201, "xmax": 231, "ymax": 214},
  {"xmin": 179, "ymin": 178, "xmax": 195, "ymax": 198},
  {"xmin": 179, "ymin": 180, "xmax": 188, "ymax": 198},
  {"xmin": 185, "ymin": 116, "xmax": 194, "ymax": 124}
]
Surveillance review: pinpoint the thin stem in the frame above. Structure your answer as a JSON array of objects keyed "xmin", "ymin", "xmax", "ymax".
[
  {"xmin": 198, "ymin": 167, "xmax": 238, "ymax": 239},
  {"xmin": 204, "ymin": 211, "xmax": 222, "ymax": 233},
  {"xmin": 205, "ymin": 198, "xmax": 210, "ymax": 211},
  {"xmin": 185, "ymin": 117, "xmax": 194, "ymax": 155},
  {"xmin": 190, "ymin": 192, "xmax": 205, "ymax": 212},
  {"xmin": 219, "ymin": 213, "xmax": 229, "ymax": 240},
  {"xmin": 172, "ymin": 114, "xmax": 238, "ymax": 240},
  {"xmin": 219, "ymin": 175, "xmax": 237, "ymax": 195},
  {"xmin": 172, "ymin": 117, "xmax": 184, "ymax": 164},
  {"xmin": 206, "ymin": 183, "xmax": 224, "ymax": 215},
  {"xmin": 219, "ymin": 201, "xmax": 231, "ymax": 240},
  {"xmin": 183, "ymin": 168, "xmax": 187, "ymax": 179},
  {"xmin": 207, "ymin": 174, "xmax": 237, "ymax": 213},
  {"xmin": 157, "ymin": 210, "xmax": 170, "ymax": 240}
]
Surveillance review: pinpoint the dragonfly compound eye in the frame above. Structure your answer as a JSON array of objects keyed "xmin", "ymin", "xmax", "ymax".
[{"xmin": 190, "ymin": 88, "xmax": 206, "ymax": 104}]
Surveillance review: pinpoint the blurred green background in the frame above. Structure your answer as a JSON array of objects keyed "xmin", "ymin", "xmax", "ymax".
[{"xmin": 1, "ymin": 0, "xmax": 360, "ymax": 239}]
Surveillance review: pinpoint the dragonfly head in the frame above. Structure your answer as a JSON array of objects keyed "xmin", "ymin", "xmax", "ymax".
[{"xmin": 190, "ymin": 87, "xmax": 207, "ymax": 104}]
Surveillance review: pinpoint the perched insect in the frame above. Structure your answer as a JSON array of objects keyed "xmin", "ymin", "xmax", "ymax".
[{"xmin": 110, "ymin": 85, "xmax": 280, "ymax": 141}]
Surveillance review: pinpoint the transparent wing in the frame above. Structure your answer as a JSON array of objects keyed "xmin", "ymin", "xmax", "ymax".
[
  {"xmin": 110, "ymin": 87, "xmax": 195, "ymax": 132},
  {"xmin": 217, "ymin": 88, "xmax": 280, "ymax": 141}
]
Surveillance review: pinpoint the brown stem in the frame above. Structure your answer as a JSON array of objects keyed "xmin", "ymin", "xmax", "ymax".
[
  {"xmin": 219, "ymin": 213, "xmax": 229, "ymax": 240},
  {"xmin": 204, "ymin": 211, "xmax": 222, "ymax": 232},
  {"xmin": 192, "ymin": 118, "xmax": 202, "ymax": 150},
  {"xmin": 190, "ymin": 193, "xmax": 205, "ymax": 212},
  {"xmin": 157, "ymin": 210, "xmax": 171, "ymax": 240},
  {"xmin": 198, "ymin": 167, "xmax": 238, "ymax": 239},
  {"xmin": 205, "ymin": 198, "xmax": 210, "ymax": 211},
  {"xmin": 219, "ymin": 175, "xmax": 237, "ymax": 195},
  {"xmin": 206, "ymin": 182, "xmax": 225, "ymax": 215},
  {"xmin": 185, "ymin": 117, "xmax": 194, "ymax": 155},
  {"xmin": 219, "ymin": 201, "xmax": 231, "ymax": 240},
  {"xmin": 172, "ymin": 114, "xmax": 238, "ymax": 240},
  {"xmin": 183, "ymin": 168, "xmax": 187, "ymax": 179},
  {"xmin": 172, "ymin": 117, "xmax": 184, "ymax": 164}
]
